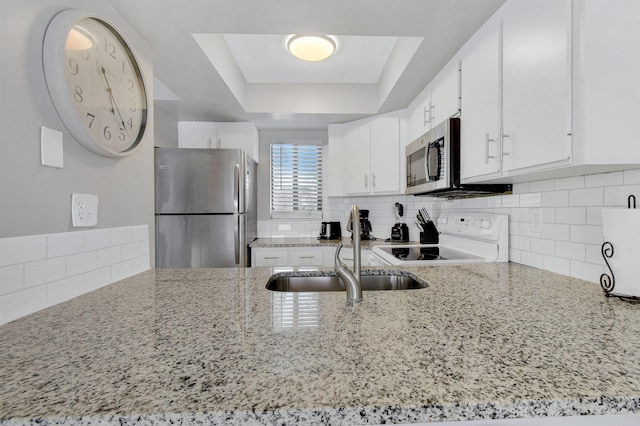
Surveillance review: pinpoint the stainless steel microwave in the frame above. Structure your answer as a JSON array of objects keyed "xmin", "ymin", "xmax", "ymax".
[
  {"xmin": 406, "ymin": 118, "xmax": 457, "ymax": 194},
  {"xmin": 405, "ymin": 118, "xmax": 512, "ymax": 198}
]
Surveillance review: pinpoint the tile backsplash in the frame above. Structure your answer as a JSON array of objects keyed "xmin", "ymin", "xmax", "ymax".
[
  {"xmin": 259, "ymin": 169, "xmax": 640, "ymax": 285},
  {"xmin": 0, "ymin": 225, "xmax": 150, "ymax": 325}
]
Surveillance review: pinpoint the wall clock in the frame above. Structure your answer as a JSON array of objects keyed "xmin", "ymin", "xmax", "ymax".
[{"xmin": 43, "ymin": 9, "xmax": 148, "ymax": 157}]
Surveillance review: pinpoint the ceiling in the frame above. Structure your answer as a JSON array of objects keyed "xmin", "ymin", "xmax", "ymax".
[{"xmin": 109, "ymin": 0, "xmax": 506, "ymax": 130}]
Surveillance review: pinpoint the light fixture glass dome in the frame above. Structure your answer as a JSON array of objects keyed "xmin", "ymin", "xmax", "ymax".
[{"xmin": 287, "ymin": 35, "xmax": 336, "ymax": 62}]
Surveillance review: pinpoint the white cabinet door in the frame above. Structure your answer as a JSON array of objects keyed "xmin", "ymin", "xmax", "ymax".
[
  {"xmin": 370, "ymin": 117, "xmax": 400, "ymax": 194},
  {"xmin": 405, "ymin": 87, "xmax": 431, "ymax": 143},
  {"xmin": 343, "ymin": 123, "xmax": 372, "ymax": 195},
  {"xmin": 430, "ymin": 59, "xmax": 460, "ymax": 128},
  {"xmin": 216, "ymin": 122, "xmax": 259, "ymax": 162},
  {"xmin": 501, "ymin": 0, "xmax": 572, "ymax": 172},
  {"xmin": 460, "ymin": 13, "xmax": 502, "ymax": 180}
]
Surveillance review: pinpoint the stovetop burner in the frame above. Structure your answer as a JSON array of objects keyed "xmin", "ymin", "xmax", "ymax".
[{"xmin": 381, "ymin": 245, "xmax": 482, "ymax": 261}]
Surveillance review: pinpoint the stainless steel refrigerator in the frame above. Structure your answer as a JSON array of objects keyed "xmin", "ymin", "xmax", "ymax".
[{"xmin": 155, "ymin": 148, "xmax": 257, "ymax": 268}]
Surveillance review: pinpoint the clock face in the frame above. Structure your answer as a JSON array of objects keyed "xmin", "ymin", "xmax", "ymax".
[{"xmin": 44, "ymin": 11, "xmax": 148, "ymax": 157}]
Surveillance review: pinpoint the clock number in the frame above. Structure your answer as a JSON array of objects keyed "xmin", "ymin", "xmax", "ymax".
[
  {"xmin": 68, "ymin": 58, "xmax": 79, "ymax": 75},
  {"xmin": 104, "ymin": 39, "xmax": 116, "ymax": 59},
  {"xmin": 73, "ymin": 86, "xmax": 83, "ymax": 103},
  {"xmin": 128, "ymin": 79, "xmax": 135, "ymax": 93},
  {"xmin": 127, "ymin": 117, "xmax": 133, "ymax": 129},
  {"xmin": 121, "ymin": 60, "xmax": 125, "ymax": 73},
  {"xmin": 80, "ymin": 49, "xmax": 90, "ymax": 61},
  {"xmin": 87, "ymin": 113, "xmax": 95, "ymax": 128},
  {"xmin": 103, "ymin": 126, "xmax": 112, "ymax": 140},
  {"xmin": 118, "ymin": 127, "xmax": 126, "ymax": 141}
]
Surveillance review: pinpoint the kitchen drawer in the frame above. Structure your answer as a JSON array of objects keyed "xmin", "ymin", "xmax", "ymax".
[
  {"xmin": 252, "ymin": 248, "xmax": 289, "ymax": 267},
  {"xmin": 289, "ymin": 248, "xmax": 325, "ymax": 266}
]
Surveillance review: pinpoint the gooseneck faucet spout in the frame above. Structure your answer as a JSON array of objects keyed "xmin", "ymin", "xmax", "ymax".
[{"xmin": 335, "ymin": 204, "xmax": 362, "ymax": 304}]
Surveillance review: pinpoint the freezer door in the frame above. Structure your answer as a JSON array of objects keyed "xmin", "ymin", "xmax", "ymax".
[
  {"xmin": 156, "ymin": 214, "xmax": 245, "ymax": 268},
  {"xmin": 155, "ymin": 148, "xmax": 243, "ymax": 214}
]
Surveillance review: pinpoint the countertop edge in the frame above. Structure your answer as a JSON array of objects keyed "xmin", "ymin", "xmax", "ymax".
[{"xmin": 3, "ymin": 396, "xmax": 639, "ymax": 425}]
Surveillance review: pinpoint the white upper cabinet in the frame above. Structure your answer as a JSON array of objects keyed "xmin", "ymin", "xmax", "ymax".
[
  {"xmin": 501, "ymin": 0, "xmax": 572, "ymax": 172},
  {"xmin": 459, "ymin": 12, "xmax": 502, "ymax": 180},
  {"xmin": 178, "ymin": 121, "xmax": 260, "ymax": 162},
  {"xmin": 405, "ymin": 58, "xmax": 460, "ymax": 144},
  {"xmin": 328, "ymin": 114, "xmax": 401, "ymax": 197}
]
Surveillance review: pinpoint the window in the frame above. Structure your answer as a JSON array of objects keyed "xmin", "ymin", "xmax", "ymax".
[{"xmin": 270, "ymin": 143, "xmax": 323, "ymax": 218}]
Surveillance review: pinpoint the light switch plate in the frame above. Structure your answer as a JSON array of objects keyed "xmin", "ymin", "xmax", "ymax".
[
  {"xmin": 41, "ymin": 126, "xmax": 63, "ymax": 168},
  {"xmin": 71, "ymin": 193, "xmax": 99, "ymax": 227}
]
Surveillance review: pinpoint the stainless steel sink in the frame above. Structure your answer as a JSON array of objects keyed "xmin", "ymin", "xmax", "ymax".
[{"xmin": 266, "ymin": 271, "xmax": 427, "ymax": 292}]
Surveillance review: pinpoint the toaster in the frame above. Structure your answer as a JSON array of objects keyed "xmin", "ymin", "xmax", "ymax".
[{"xmin": 319, "ymin": 221, "xmax": 342, "ymax": 240}]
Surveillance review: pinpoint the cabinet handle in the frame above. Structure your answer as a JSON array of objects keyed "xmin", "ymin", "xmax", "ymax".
[
  {"xmin": 298, "ymin": 256, "xmax": 315, "ymax": 259},
  {"xmin": 430, "ymin": 103, "xmax": 435, "ymax": 127},
  {"xmin": 372, "ymin": 173, "xmax": 376, "ymax": 188},
  {"xmin": 423, "ymin": 106, "xmax": 429, "ymax": 127},
  {"xmin": 364, "ymin": 173, "xmax": 369, "ymax": 190},
  {"xmin": 264, "ymin": 256, "xmax": 280, "ymax": 260},
  {"xmin": 502, "ymin": 131, "xmax": 511, "ymax": 156},
  {"xmin": 485, "ymin": 134, "xmax": 496, "ymax": 164}
]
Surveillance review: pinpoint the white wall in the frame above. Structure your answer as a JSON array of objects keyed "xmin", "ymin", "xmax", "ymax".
[{"xmin": 0, "ymin": 1, "xmax": 155, "ymax": 240}]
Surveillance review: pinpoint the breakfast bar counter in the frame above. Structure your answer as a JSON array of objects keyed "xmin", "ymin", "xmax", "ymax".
[{"xmin": 1, "ymin": 264, "xmax": 640, "ymax": 425}]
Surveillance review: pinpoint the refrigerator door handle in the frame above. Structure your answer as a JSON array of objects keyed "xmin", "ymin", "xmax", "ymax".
[
  {"xmin": 235, "ymin": 215, "xmax": 240, "ymax": 265},
  {"xmin": 234, "ymin": 163, "xmax": 240, "ymax": 213},
  {"xmin": 237, "ymin": 150, "xmax": 247, "ymax": 214}
]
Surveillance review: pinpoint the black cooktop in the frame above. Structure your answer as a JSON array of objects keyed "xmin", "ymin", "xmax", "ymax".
[{"xmin": 379, "ymin": 246, "xmax": 482, "ymax": 261}]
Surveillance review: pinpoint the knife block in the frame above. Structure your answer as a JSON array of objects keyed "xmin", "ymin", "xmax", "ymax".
[{"xmin": 419, "ymin": 221, "xmax": 439, "ymax": 245}]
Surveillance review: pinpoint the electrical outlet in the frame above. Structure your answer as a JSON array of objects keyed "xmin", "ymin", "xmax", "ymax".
[
  {"xmin": 530, "ymin": 208, "xmax": 542, "ymax": 233},
  {"xmin": 72, "ymin": 193, "xmax": 99, "ymax": 227}
]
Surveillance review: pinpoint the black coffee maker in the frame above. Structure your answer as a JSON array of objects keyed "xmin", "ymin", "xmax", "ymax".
[{"xmin": 358, "ymin": 209, "xmax": 373, "ymax": 240}]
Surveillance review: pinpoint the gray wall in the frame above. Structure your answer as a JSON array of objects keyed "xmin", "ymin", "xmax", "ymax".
[
  {"xmin": 257, "ymin": 129, "xmax": 328, "ymax": 221},
  {"xmin": 0, "ymin": 1, "xmax": 155, "ymax": 257}
]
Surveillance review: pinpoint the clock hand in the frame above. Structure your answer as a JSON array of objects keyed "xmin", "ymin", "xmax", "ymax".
[{"xmin": 101, "ymin": 66, "xmax": 130, "ymax": 136}]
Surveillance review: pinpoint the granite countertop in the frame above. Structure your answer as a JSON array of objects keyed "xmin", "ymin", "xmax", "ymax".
[
  {"xmin": 1, "ymin": 264, "xmax": 640, "ymax": 425},
  {"xmin": 249, "ymin": 237, "xmax": 414, "ymax": 249}
]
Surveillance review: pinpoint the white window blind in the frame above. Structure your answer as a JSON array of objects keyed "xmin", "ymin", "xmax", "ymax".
[{"xmin": 271, "ymin": 143, "xmax": 323, "ymax": 218}]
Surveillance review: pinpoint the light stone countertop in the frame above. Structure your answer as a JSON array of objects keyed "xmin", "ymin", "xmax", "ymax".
[{"xmin": 1, "ymin": 264, "xmax": 640, "ymax": 425}]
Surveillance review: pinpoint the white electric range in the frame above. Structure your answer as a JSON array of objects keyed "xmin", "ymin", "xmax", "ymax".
[{"xmin": 369, "ymin": 211, "xmax": 509, "ymax": 266}]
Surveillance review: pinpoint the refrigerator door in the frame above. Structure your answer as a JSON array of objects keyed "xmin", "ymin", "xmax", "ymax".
[
  {"xmin": 155, "ymin": 148, "xmax": 243, "ymax": 214},
  {"xmin": 244, "ymin": 155, "xmax": 258, "ymax": 243},
  {"xmin": 156, "ymin": 214, "xmax": 245, "ymax": 268}
]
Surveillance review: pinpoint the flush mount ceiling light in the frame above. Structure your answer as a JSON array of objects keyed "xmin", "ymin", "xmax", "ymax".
[{"xmin": 287, "ymin": 35, "xmax": 336, "ymax": 62}]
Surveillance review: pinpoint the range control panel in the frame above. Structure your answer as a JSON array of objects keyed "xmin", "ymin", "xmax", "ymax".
[{"xmin": 436, "ymin": 211, "xmax": 508, "ymax": 242}]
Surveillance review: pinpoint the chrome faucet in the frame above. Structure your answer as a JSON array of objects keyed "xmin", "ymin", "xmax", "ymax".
[{"xmin": 335, "ymin": 204, "xmax": 362, "ymax": 304}]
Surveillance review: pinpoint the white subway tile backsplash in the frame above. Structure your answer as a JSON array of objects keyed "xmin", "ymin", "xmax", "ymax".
[
  {"xmin": 510, "ymin": 208, "xmax": 530, "ymax": 223},
  {"xmin": 48, "ymin": 232, "xmax": 83, "ymax": 258},
  {"xmin": 0, "ymin": 265, "xmax": 24, "ymax": 295},
  {"xmin": 570, "ymin": 260, "xmax": 603, "ymax": 283},
  {"xmin": 555, "ymin": 241, "xmax": 586, "ymax": 261},
  {"xmin": 519, "ymin": 193, "xmax": 542, "ymax": 207},
  {"xmin": 110, "ymin": 227, "xmax": 132, "ymax": 245},
  {"xmin": 509, "ymin": 248, "xmax": 521, "ymax": 263},
  {"xmin": 570, "ymin": 225, "xmax": 603, "ymax": 244},
  {"xmin": 585, "ymin": 172, "xmax": 623, "ymax": 188},
  {"xmin": 0, "ymin": 225, "xmax": 150, "ymax": 325},
  {"xmin": 67, "ymin": 251, "xmax": 98, "ymax": 276},
  {"xmin": 531, "ymin": 238, "xmax": 555, "ymax": 254},
  {"xmin": 520, "ymin": 251, "xmax": 543, "ymax": 268},
  {"xmin": 83, "ymin": 229, "xmax": 110, "ymax": 251},
  {"xmin": 25, "ymin": 258, "xmax": 66, "ymax": 288},
  {"xmin": 542, "ymin": 224, "xmax": 570, "ymax": 241},
  {"xmin": 98, "ymin": 246, "xmax": 121, "ymax": 268},
  {"xmin": 542, "ymin": 191, "xmax": 569, "ymax": 207},
  {"xmin": 585, "ymin": 244, "xmax": 605, "ymax": 265},
  {"xmin": 554, "ymin": 176, "xmax": 585, "ymax": 190},
  {"xmin": 543, "ymin": 256, "xmax": 571, "ymax": 276},
  {"xmin": 501, "ymin": 195, "xmax": 520, "ymax": 208},
  {"xmin": 48, "ymin": 275, "xmax": 84, "ymax": 305},
  {"xmin": 510, "ymin": 235, "xmax": 531, "ymax": 251},
  {"xmin": 530, "ymin": 179, "xmax": 554, "ymax": 192},
  {"xmin": 1, "ymin": 285, "xmax": 48, "ymax": 324},
  {"xmin": 555, "ymin": 207, "xmax": 586, "ymax": 225},
  {"xmin": 512, "ymin": 182, "xmax": 530, "ymax": 194},
  {"xmin": 542, "ymin": 208, "xmax": 556, "ymax": 224},
  {"xmin": 0, "ymin": 235, "xmax": 47, "ymax": 267},
  {"xmin": 604, "ymin": 185, "xmax": 640, "ymax": 206},
  {"xmin": 623, "ymin": 169, "xmax": 640, "ymax": 184},
  {"xmin": 569, "ymin": 188, "xmax": 603, "ymax": 206}
]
